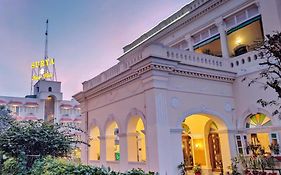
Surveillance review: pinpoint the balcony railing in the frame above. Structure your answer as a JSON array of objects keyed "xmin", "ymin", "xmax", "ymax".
[{"xmin": 83, "ymin": 44, "xmax": 264, "ymax": 91}]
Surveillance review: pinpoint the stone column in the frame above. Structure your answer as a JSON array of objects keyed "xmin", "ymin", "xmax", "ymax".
[
  {"xmin": 81, "ymin": 112, "xmax": 88, "ymax": 164},
  {"xmin": 215, "ymin": 17, "xmax": 230, "ymax": 58},
  {"xmin": 99, "ymin": 136, "xmax": 106, "ymax": 164},
  {"xmin": 119, "ymin": 133, "xmax": 128, "ymax": 172},
  {"xmin": 218, "ymin": 130, "xmax": 236, "ymax": 174},
  {"xmin": 185, "ymin": 34, "xmax": 194, "ymax": 51},
  {"xmin": 170, "ymin": 128, "xmax": 184, "ymax": 173}
]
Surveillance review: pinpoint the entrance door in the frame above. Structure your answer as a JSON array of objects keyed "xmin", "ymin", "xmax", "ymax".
[
  {"xmin": 182, "ymin": 135, "xmax": 193, "ymax": 169},
  {"xmin": 208, "ymin": 133, "xmax": 223, "ymax": 171}
]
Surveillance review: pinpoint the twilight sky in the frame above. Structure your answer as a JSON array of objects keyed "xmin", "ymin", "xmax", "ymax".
[{"xmin": 0, "ymin": 0, "xmax": 192, "ymax": 100}]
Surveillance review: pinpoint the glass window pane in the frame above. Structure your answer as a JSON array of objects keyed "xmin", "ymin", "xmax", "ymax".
[
  {"xmin": 247, "ymin": 5, "xmax": 259, "ymax": 18},
  {"xmin": 236, "ymin": 11, "xmax": 246, "ymax": 23}
]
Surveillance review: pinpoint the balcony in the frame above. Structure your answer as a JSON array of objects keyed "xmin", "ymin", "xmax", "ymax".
[{"xmin": 83, "ymin": 44, "xmax": 264, "ymax": 92}]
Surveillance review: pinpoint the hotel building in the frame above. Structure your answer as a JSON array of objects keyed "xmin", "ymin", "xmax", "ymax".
[
  {"xmin": 74, "ymin": 0, "xmax": 281, "ymax": 174},
  {"xmin": 0, "ymin": 80, "xmax": 81, "ymax": 127}
]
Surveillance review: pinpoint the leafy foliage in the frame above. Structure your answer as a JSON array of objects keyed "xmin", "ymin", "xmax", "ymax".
[
  {"xmin": 29, "ymin": 156, "xmax": 157, "ymax": 175},
  {"xmin": 0, "ymin": 105, "xmax": 14, "ymax": 132},
  {"xmin": 0, "ymin": 120, "xmax": 78, "ymax": 158},
  {"xmin": 243, "ymin": 32, "xmax": 281, "ymax": 118},
  {"xmin": 0, "ymin": 119, "xmax": 84, "ymax": 169}
]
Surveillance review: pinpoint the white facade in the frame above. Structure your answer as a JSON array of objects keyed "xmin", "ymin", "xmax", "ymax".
[
  {"xmin": 74, "ymin": 0, "xmax": 281, "ymax": 174},
  {"xmin": 0, "ymin": 80, "xmax": 81, "ymax": 124}
]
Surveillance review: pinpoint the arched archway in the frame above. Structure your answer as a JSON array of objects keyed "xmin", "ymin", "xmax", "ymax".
[
  {"xmin": 89, "ymin": 126, "xmax": 100, "ymax": 161},
  {"xmin": 105, "ymin": 121, "xmax": 120, "ymax": 161},
  {"xmin": 181, "ymin": 113, "xmax": 230, "ymax": 173},
  {"xmin": 127, "ymin": 116, "xmax": 146, "ymax": 162},
  {"xmin": 45, "ymin": 95, "xmax": 56, "ymax": 123}
]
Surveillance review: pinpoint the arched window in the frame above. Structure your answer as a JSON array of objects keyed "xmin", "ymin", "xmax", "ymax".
[
  {"xmin": 241, "ymin": 113, "xmax": 277, "ymax": 155},
  {"xmin": 89, "ymin": 127, "xmax": 100, "ymax": 161},
  {"xmin": 106, "ymin": 121, "xmax": 120, "ymax": 161},
  {"xmin": 48, "ymin": 87, "xmax": 52, "ymax": 92},
  {"xmin": 127, "ymin": 117, "xmax": 146, "ymax": 162},
  {"xmin": 245, "ymin": 113, "xmax": 272, "ymax": 128},
  {"xmin": 45, "ymin": 96, "xmax": 55, "ymax": 123}
]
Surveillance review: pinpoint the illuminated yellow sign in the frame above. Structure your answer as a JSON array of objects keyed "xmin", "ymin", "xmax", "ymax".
[
  {"xmin": 31, "ymin": 58, "xmax": 55, "ymax": 69},
  {"xmin": 31, "ymin": 58, "xmax": 55, "ymax": 81},
  {"xmin": 32, "ymin": 72, "xmax": 53, "ymax": 81}
]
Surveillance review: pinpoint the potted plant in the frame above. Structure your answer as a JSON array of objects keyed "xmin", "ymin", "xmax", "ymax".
[
  {"xmin": 269, "ymin": 143, "xmax": 279, "ymax": 155},
  {"xmin": 192, "ymin": 164, "xmax": 201, "ymax": 175},
  {"xmin": 177, "ymin": 162, "xmax": 187, "ymax": 175}
]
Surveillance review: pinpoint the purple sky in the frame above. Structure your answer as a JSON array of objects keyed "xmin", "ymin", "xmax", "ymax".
[{"xmin": 0, "ymin": 0, "xmax": 191, "ymax": 100}]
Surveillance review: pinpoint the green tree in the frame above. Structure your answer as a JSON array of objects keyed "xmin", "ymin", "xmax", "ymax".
[
  {"xmin": 0, "ymin": 105, "xmax": 14, "ymax": 132},
  {"xmin": 0, "ymin": 105, "xmax": 15, "ymax": 174},
  {"xmin": 0, "ymin": 119, "xmax": 83, "ymax": 168}
]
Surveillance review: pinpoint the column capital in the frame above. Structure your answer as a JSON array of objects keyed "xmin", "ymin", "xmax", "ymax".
[
  {"xmin": 215, "ymin": 16, "xmax": 224, "ymax": 27},
  {"xmin": 170, "ymin": 128, "xmax": 183, "ymax": 134},
  {"xmin": 184, "ymin": 34, "xmax": 194, "ymax": 51},
  {"xmin": 184, "ymin": 33, "xmax": 192, "ymax": 40}
]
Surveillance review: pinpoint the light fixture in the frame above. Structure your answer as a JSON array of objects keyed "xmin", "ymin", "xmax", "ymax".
[{"xmin": 236, "ymin": 37, "xmax": 242, "ymax": 45}]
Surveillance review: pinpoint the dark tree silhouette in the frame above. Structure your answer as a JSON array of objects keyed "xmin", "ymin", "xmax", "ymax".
[{"xmin": 244, "ymin": 32, "xmax": 281, "ymax": 118}]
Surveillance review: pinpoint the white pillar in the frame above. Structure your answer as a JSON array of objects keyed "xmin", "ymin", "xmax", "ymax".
[
  {"xmin": 99, "ymin": 136, "xmax": 106, "ymax": 164},
  {"xmin": 119, "ymin": 133, "xmax": 128, "ymax": 172},
  {"xmin": 81, "ymin": 112, "xmax": 88, "ymax": 164},
  {"xmin": 152, "ymin": 89, "xmax": 176, "ymax": 175},
  {"xmin": 185, "ymin": 34, "xmax": 194, "ymax": 51},
  {"xmin": 215, "ymin": 17, "xmax": 230, "ymax": 58},
  {"xmin": 218, "ymin": 130, "xmax": 236, "ymax": 174},
  {"xmin": 170, "ymin": 128, "xmax": 184, "ymax": 173}
]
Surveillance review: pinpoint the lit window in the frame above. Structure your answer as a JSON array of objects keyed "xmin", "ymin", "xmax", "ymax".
[{"xmin": 245, "ymin": 113, "xmax": 272, "ymax": 128}]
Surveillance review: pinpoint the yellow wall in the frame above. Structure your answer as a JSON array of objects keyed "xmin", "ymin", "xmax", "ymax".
[
  {"xmin": 257, "ymin": 133, "xmax": 270, "ymax": 153},
  {"xmin": 127, "ymin": 117, "xmax": 146, "ymax": 162},
  {"xmin": 227, "ymin": 20, "xmax": 263, "ymax": 56},
  {"xmin": 106, "ymin": 122, "xmax": 119, "ymax": 161},
  {"xmin": 193, "ymin": 138, "xmax": 206, "ymax": 165},
  {"xmin": 195, "ymin": 38, "xmax": 222, "ymax": 57},
  {"xmin": 89, "ymin": 127, "xmax": 100, "ymax": 160},
  {"xmin": 183, "ymin": 115, "xmax": 210, "ymax": 166}
]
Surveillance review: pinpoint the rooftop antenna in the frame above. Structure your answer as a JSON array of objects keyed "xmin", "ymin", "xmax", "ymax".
[
  {"xmin": 43, "ymin": 19, "xmax": 50, "ymax": 76},
  {"xmin": 30, "ymin": 19, "xmax": 57, "ymax": 95}
]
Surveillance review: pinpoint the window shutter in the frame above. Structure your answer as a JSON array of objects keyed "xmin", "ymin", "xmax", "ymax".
[{"xmin": 235, "ymin": 134, "xmax": 244, "ymax": 154}]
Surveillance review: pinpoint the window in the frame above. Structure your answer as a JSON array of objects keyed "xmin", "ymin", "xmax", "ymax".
[
  {"xmin": 245, "ymin": 113, "xmax": 272, "ymax": 128},
  {"xmin": 225, "ymin": 5, "xmax": 259, "ymax": 30},
  {"xmin": 235, "ymin": 135, "xmax": 244, "ymax": 154},
  {"xmin": 270, "ymin": 133, "xmax": 280, "ymax": 155},
  {"xmin": 193, "ymin": 25, "xmax": 219, "ymax": 45},
  {"xmin": 48, "ymin": 87, "xmax": 52, "ymax": 92},
  {"xmin": 235, "ymin": 134, "xmax": 249, "ymax": 155},
  {"xmin": 10, "ymin": 106, "xmax": 20, "ymax": 115}
]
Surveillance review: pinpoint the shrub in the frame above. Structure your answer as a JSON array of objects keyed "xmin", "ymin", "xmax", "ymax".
[{"xmin": 30, "ymin": 156, "xmax": 157, "ymax": 175}]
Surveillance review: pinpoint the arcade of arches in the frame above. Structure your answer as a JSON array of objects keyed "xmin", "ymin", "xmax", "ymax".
[
  {"xmin": 181, "ymin": 113, "xmax": 280, "ymax": 172},
  {"xmin": 181, "ymin": 114, "xmax": 228, "ymax": 172},
  {"xmin": 88, "ymin": 116, "xmax": 146, "ymax": 162}
]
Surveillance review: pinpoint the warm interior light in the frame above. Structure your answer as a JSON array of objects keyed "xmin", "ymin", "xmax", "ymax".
[{"xmin": 235, "ymin": 37, "xmax": 242, "ymax": 45}]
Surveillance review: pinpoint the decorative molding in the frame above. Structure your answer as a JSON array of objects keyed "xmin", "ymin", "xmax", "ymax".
[
  {"xmin": 170, "ymin": 128, "xmax": 183, "ymax": 133},
  {"xmin": 84, "ymin": 62, "xmax": 235, "ymax": 100},
  {"xmin": 123, "ymin": 0, "xmax": 230, "ymax": 53}
]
